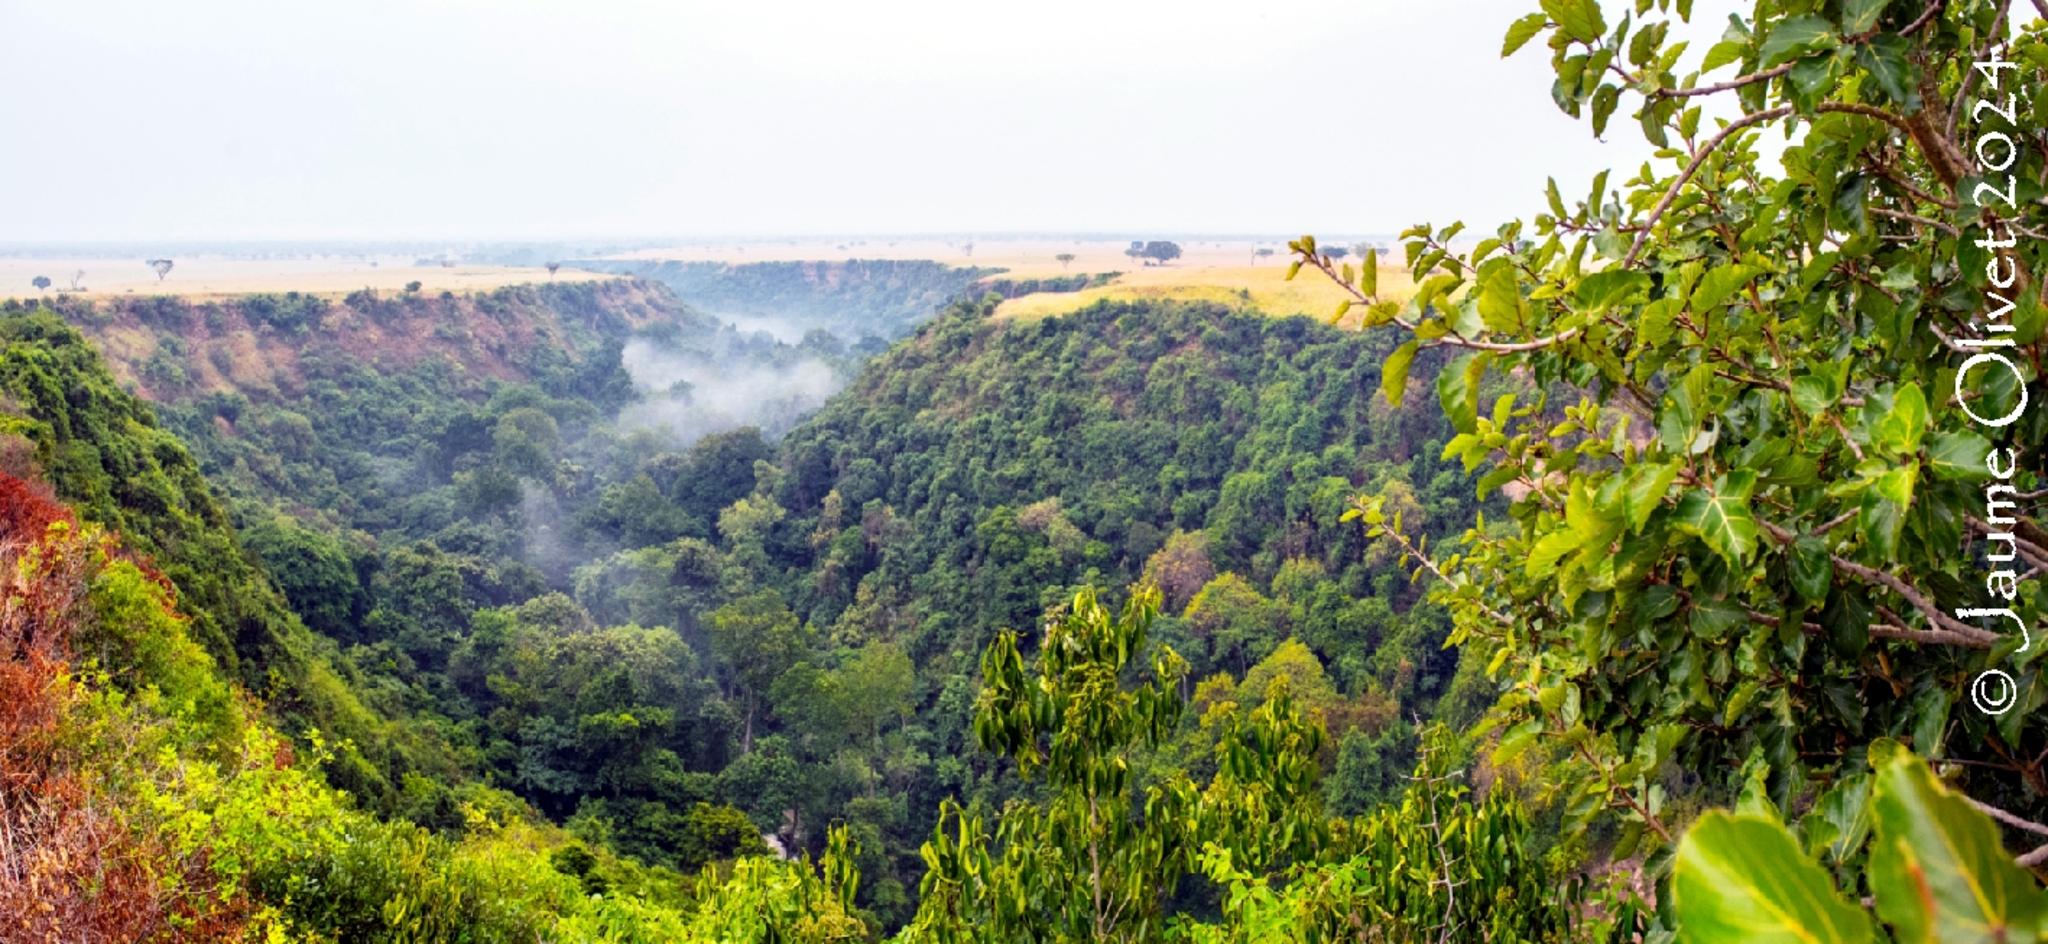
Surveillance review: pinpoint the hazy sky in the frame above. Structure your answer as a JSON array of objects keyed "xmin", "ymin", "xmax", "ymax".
[{"xmin": 0, "ymin": 0, "xmax": 1741, "ymax": 242}]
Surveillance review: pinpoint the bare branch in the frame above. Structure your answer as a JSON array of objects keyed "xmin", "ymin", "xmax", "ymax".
[
  {"xmin": 1901, "ymin": 0, "xmax": 1946, "ymax": 35},
  {"xmin": 1869, "ymin": 206, "xmax": 1962, "ymax": 236},
  {"xmin": 1967, "ymin": 794, "xmax": 2048, "ymax": 837},
  {"xmin": 1870, "ymin": 160, "xmax": 1961, "ymax": 209},
  {"xmin": 1653, "ymin": 62, "xmax": 1797, "ymax": 99},
  {"xmin": 1833, "ymin": 554, "xmax": 2001, "ymax": 643}
]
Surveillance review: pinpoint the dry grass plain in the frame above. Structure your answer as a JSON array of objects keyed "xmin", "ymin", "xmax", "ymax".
[
  {"xmin": 0, "ymin": 256, "xmax": 614, "ymax": 303},
  {"xmin": 605, "ymin": 236, "xmax": 1278, "ymax": 275},
  {"xmin": 990, "ymin": 262, "xmax": 1415, "ymax": 326},
  {"xmin": 1, "ymin": 238, "xmax": 1413, "ymax": 329}
]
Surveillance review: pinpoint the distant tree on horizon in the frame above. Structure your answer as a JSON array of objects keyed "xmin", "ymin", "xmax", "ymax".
[
  {"xmin": 1141, "ymin": 240, "xmax": 1182, "ymax": 266},
  {"xmin": 1324, "ymin": 246, "xmax": 1349, "ymax": 260},
  {"xmin": 146, "ymin": 259, "xmax": 174, "ymax": 281},
  {"xmin": 1055, "ymin": 253, "xmax": 1076, "ymax": 270},
  {"xmin": 404, "ymin": 280, "xmax": 422, "ymax": 293},
  {"xmin": 546, "ymin": 261, "xmax": 561, "ymax": 279},
  {"xmin": 30, "ymin": 275, "xmax": 50, "ymax": 292},
  {"xmin": 68, "ymin": 270, "xmax": 84, "ymax": 291},
  {"xmin": 1252, "ymin": 247, "xmax": 1275, "ymax": 265}
]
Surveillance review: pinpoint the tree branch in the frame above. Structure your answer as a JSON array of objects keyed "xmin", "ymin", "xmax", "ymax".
[
  {"xmin": 1627, "ymin": 107, "xmax": 1792, "ymax": 266},
  {"xmin": 1901, "ymin": 0, "xmax": 1946, "ymax": 35},
  {"xmin": 1951, "ymin": 0, "xmax": 2016, "ymax": 140},
  {"xmin": 1293, "ymin": 248, "xmax": 1581, "ymax": 352},
  {"xmin": 1869, "ymin": 205, "xmax": 1962, "ymax": 236},
  {"xmin": 1653, "ymin": 62, "xmax": 1797, "ymax": 99},
  {"xmin": 1630, "ymin": 100, "xmax": 1971, "ymax": 266},
  {"xmin": 1967, "ymin": 794, "xmax": 2048, "ymax": 837},
  {"xmin": 1833, "ymin": 554, "xmax": 2001, "ymax": 643}
]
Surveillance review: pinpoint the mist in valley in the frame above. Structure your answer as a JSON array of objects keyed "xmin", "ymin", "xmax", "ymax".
[{"xmin": 615, "ymin": 334, "xmax": 845, "ymax": 446}]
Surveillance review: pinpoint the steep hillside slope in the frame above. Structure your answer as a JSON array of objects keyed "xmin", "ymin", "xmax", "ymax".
[
  {"xmin": 13, "ymin": 280, "xmax": 858, "ymax": 544},
  {"xmin": 0, "ymin": 310, "xmax": 438, "ymax": 805},
  {"xmin": 0, "ymin": 454, "xmax": 862, "ymax": 942},
  {"xmin": 763, "ymin": 298, "xmax": 1472, "ymax": 697},
  {"xmin": 22, "ymin": 279, "xmax": 681, "ymax": 403}
]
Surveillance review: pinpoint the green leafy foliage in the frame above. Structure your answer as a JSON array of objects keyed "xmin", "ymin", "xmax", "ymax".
[
  {"xmin": 1191, "ymin": 728, "xmax": 1584, "ymax": 943},
  {"xmin": 1291, "ymin": 0, "xmax": 2048, "ymax": 937}
]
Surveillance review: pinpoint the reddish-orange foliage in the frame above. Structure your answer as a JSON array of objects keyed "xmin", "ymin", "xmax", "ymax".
[
  {"xmin": 0, "ymin": 491, "xmax": 249, "ymax": 942},
  {"xmin": 0, "ymin": 469, "xmax": 173, "ymax": 600},
  {"xmin": 0, "ymin": 471, "xmax": 72, "ymax": 545}
]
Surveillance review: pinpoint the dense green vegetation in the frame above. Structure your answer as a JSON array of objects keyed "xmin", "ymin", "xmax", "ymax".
[
  {"xmin": 2, "ymin": 286, "xmax": 1510, "ymax": 939},
  {"xmin": 0, "ymin": 475, "xmax": 866, "ymax": 941},
  {"xmin": 7, "ymin": 0, "xmax": 2048, "ymax": 940},
  {"xmin": 89, "ymin": 283, "xmax": 1484, "ymax": 920}
]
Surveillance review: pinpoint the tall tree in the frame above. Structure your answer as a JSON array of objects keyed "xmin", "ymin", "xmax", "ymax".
[
  {"xmin": 709, "ymin": 589, "xmax": 806, "ymax": 752},
  {"xmin": 905, "ymin": 586, "xmax": 1327, "ymax": 943},
  {"xmin": 1292, "ymin": 0, "xmax": 2047, "ymax": 936}
]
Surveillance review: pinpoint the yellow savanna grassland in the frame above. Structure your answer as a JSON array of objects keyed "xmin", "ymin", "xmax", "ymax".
[{"xmin": 992, "ymin": 261, "xmax": 1414, "ymax": 328}]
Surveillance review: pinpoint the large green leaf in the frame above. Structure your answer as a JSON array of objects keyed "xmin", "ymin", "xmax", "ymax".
[
  {"xmin": 1869, "ymin": 753, "xmax": 2048, "ymax": 942},
  {"xmin": 1673, "ymin": 811, "xmax": 1874, "ymax": 942},
  {"xmin": 1578, "ymin": 269, "xmax": 1652, "ymax": 311},
  {"xmin": 1701, "ymin": 39, "xmax": 1746, "ymax": 73},
  {"xmin": 1841, "ymin": 0, "xmax": 1887, "ymax": 34},
  {"xmin": 1380, "ymin": 340, "xmax": 1418, "ymax": 407},
  {"xmin": 1540, "ymin": 0, "xmax": 1605, "ymax": 43},
  {"xmin": 1874, "ymin": 383, "xmax": 1929, "ymax": 456},
  {"xmin": 1790, "ymin": 535, "xmax": 1832, "ymax": 604},
  {"xmin": 1691, "ymin": 264, "xmax": 1764, "ymax": 312},
  {"xmin": 1624, "ymin": 459, "xmax": 1683, "ymax": 533},
  {"xmin": 1674, "ymin": 471, "xmax": 1761, "ymax": 567},
  {"xmin": 1503, "ymin": 12, "xmax": 1548, "ymax": 56},
  {"xmin": 1477, "ymin": 261, "xmax": 1525, "ymax": 332},
  {"xmin": 1927, "ymin": 430, "xmax": 1994, "ymax": 481},
  {"xmin": 1760, "ymin": 16, "xmax": 1835, "ymax": 67},
  {"xmin": 1859, "ymin": 489, "xmax": 1906, "ymax": 561},
  {"xmin": 1437, "ymin": 353, "xmax": 1483, "ymax": 434},
  {"xmin": 1857, "ymin": 34, "xmax": 1913, "ymax": 105}
]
